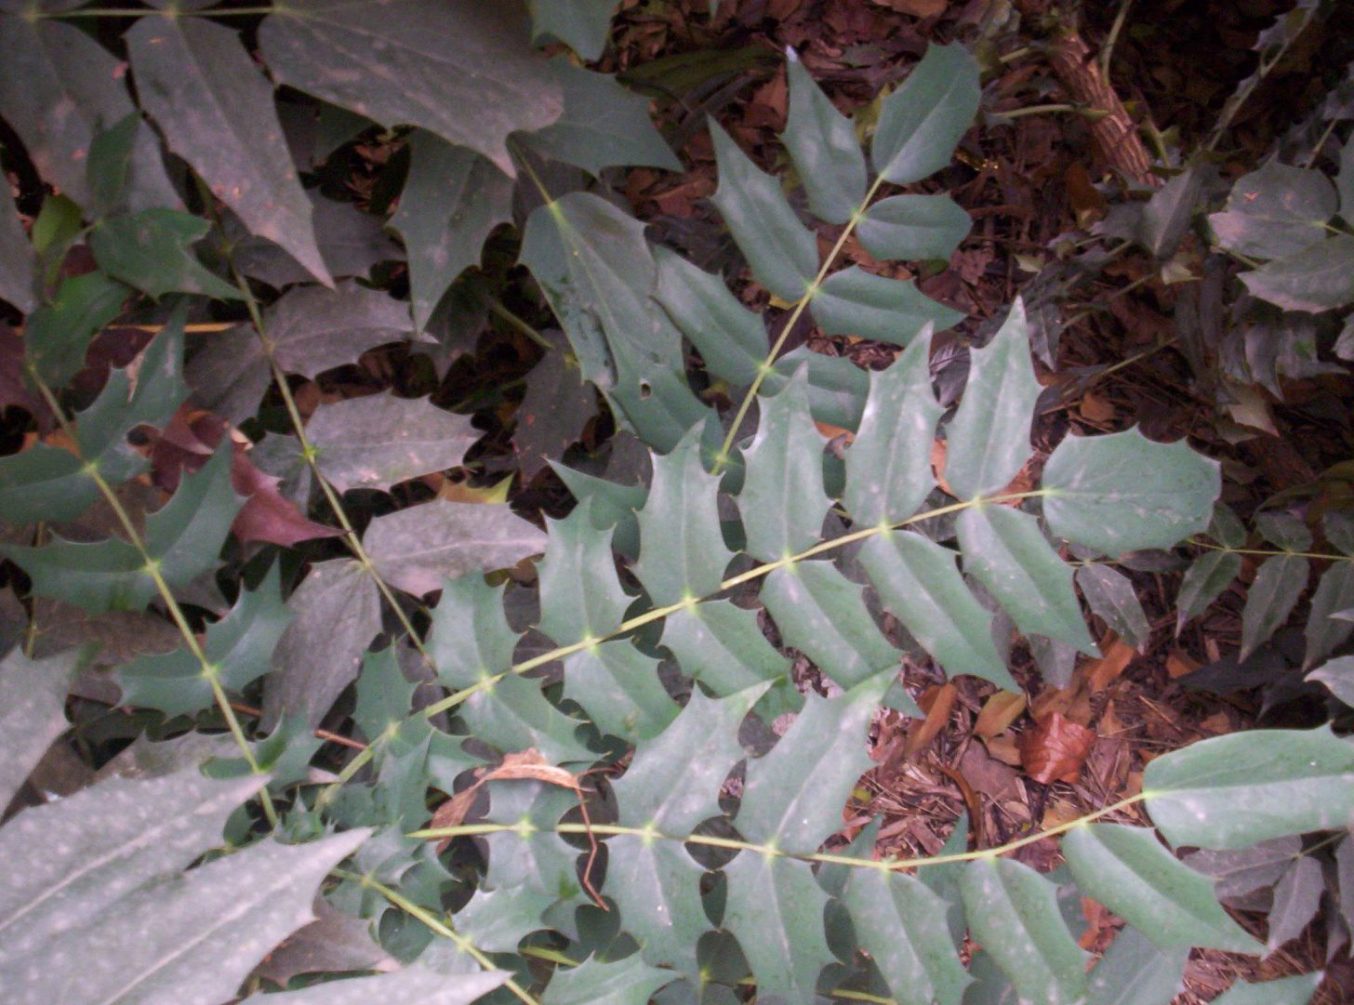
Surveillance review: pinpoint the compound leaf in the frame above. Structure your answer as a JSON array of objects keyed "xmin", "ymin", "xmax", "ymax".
[
  {"xmin": 365, "ymin": 500, "xmax": 547, "ymax": 597},
  {"xmin": 857, "ymin": 194, "xmax": 971, "ymax": 262},
  {"xmin": 144, "ymin": 443, "xmax": 243, "ymax": 589},
  {"xmin": 541, "ymin": 954, "xmax": 676, "ymax": 1005},
  {"xmin": 537, "ymin": 505, "xmax": 631, "ymax": 646},
  {"xmin": 1209, "ymin": 161, "xmax": 1335, "ymax": 260},
  {"xmin": 127, "ymin": 12, "xmax": 327, "ymax": 284},
  {"xmin": 943, "ymin": 300, "xmax": 1039, "ymax": 500},
  {"xmin": 960, "ymin": 857, "xmax": 1089, "ymax": 1005},
  {"xmin": 269, "ymin": 281, "xmax": 416, "ymax": 378},
  {"xmin": 1144, "ymin": 725, "xmax": 1354, "ymax": 849},
  {"xmin": 391, "ymin": 132, "xmax": 513, "ymax": 332},
  {"xmin": 811, "ymin": 266, "xmax": 963, "ymax": 345},
  {"xmin": 843, "ymin": 328, "xmax": 941, "ymax": 526},
  {"xmin": 308, "ymin": 393, "xmax": 478, "ymax": 494},
  {"xmin": 1, "ymin": 535, "xmax": 152, "ymax": 615},
  {"xmin": 1240, "ymin": 234, "xmax": 1354, "ymax": 313},
  {"xmin": 1211, "ymin": 974, "xmax": 1322, "ymax": 1005},
  {"xmin": 871, "ymin": 43, "xmax": 980, "ymax": 186},
  {"xmin": 1240, "ymin": 555, "xmax": 1309, "ymax": 660},
  {"xmin": 1043, "ymin": 428, "xmax": 1220, "ymax": 556},
  {"xmin": 260, "ymin": 0, "xmax": 561, "ymax": 177},
  {"xmin": 782, "ymin": 49, "xmax": 866, "ymax": 225},
  {"xmin": 1062, "ymin": 824, "xmax": 1261, "ymax": 952},
  {"xmin": 1176, "ymin": 551, "xmax": 1241, "ymax": 632},
  {"xmin": 1303, "ymin": 562, "xmax": 1354, "ymax": 668},
  {"xmin": 957, "ymin": 504, "xmax": 1096, "ymax": 654},
  {"xmin": 659, "ymin": 600, "xmax": 793, "ymax": 700},
  {"xmin": 709, "ymin": 119, "xmax": 818, "ymax": 302},
  {"xmin": 1076, "ymin": 564, "xmax": 1151, "ymax": 651},
  {"xmin": 527, "ymin": 0, "xmax": 617, "ymax": 61},
  {"xmin": 25, "ymin": 271, "xmax": 128, "ymax": 388}
]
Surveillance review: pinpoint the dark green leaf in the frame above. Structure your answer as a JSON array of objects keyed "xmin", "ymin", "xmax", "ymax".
[
  {"xmin": 0, "ymin": 646, "xmax": 80, "ymax": 809},
  {"xmin": 25, "ymin": 271, "xmax": 128, "ymax": 387},
  {"xmin": 709, "ymin": 119, "xmax": 818, "ymax": 301},
  {"xmin": 430, "ymin": 575, "xmax": 520, "ymax": 690},
  {"xmin": 1176, "ymin": 551, "xmax": 1241, "ymax": 632},
  {"xmin": 1144, "ymin": 725, "xmax": 1354, "ymax": 849},
  {"xmin": 563, "ymin": 640, "xmax": 677, "ymax": 742},
  {"xmin": 1043, "ymin": 427, "xmax": 1221, "ymax": 555},
  {"xmin": 119, "ymin": 564, "xmax": 290, "ymax": 717},
  {"xmin": 1076, "ymin": 565, "xmax": 1150, "ymax": 651},
  {"xmin": 811, "ymin": 266, "xmax": 964, "ymax": 345},
  {"xmin": 391, "ymin": 133, "xmax": 513, "ymax": 332},
  {"xmin": 308, "ymin": 393, "xmax": 478, "ymax": 494},
  {"xmin": 1241, "ymin": 234, "xmax": 1354, "ymax": 313},
  {"xmin": 843, "ymin": 329, "xmax": 941, "ymax": 526},
  {"xmin": 1062, "ymin": 824, "xmax": 1260, "ymax": 951},
  {"xmin": 857, "ymin": 193, "xmax": 972, "ymax": 262},
  {"xmin": 144, "ymin": 443, "xmax": 243, "ymax": 588},
  {"xmin": 541, "ymin": 954, "xmax": 676, "ymax": 1005},
  {"xmin": 90, "ymin": 209, "xmax": 242, "ymax": 300},
  {"xmin": 260, "ymin": 0, "xmax": 562, "ymax": 177},
  {"xmin": 762, "ymin": 561, "xmax": 906, "ymax": 695},
  {"xmin": 85, "ymin": 113, "xmax": 142, "ymax": 220},
  {"xmin": 1209, "ymin": 161, "xmax": 1335, "ymax": 259},
  {"xmin": 264, "ymin": 559, "xmax": 381, "ymax": 729},
  {"xmin": 659, "ymin": 601, "xmax": 793, "ymax": 700},
  {"xmin": 1240, "ymin": 555, "xmax": 1308, "ymax": 660},
  {"xmin": 537, "ymin": 505, "xmax": 632, "ymax": 645},
  {"xmin": 738, "ymin": 373, "xmax": 831, "ymax": 562},
  {"xmin": 1, "ymin": 535, "xmax": 152, "ymax": 614},
  {"xmin": 840, "ymin": 868, "xmax": 970, "ymax": 1005},
  {"xmin": 128, "ymin": 13, "xmax": 329, "ymax": 284},
  {"xmin": 365, "ymin": 501, "xmax": 547, "ymax": 597},
  {"xmin": 634, "ymin": 428, "xmax": 733, "ymax": 606},
  {"xmin": 860, "ymin": 530, "xmax": 1017, "ymax": 691},
  {"xmin": 960, "ymin": 857, "xmax": 1089, "ymax": 1005},
  {"xmin": 735, "ymin": 673, "xmax": 890, "ymax": 852},
  {"xmin": 654, "ymin": 247, "xmax": 766, "ymax": 388},
  {"xmin": 527, "ymin": 0, "xmax": 617, "ymax": 60},
  {"xmin": 871, "ymin": 43, "xmax": 980, "ymax": 186},
  {"xmin": 0, "ymin": 17, "xmax": 178, "ymax": 211},
  {"xmin": 957, "ymin": 504, "xmax": 1096, "ymax": 654},
  {"xmin": 1266, "ymin": 855, "xmax": 1323, "ymax": 952},
  {"xmin": 944, "ymin": 300, "xmax": 1039, "ymax": 500},
  {"xmin": 781, "ymin": 49, "xmax": 866, "ymax": 225},
  {"xmin": 0, "ymin": 446, "xmax": 98, "ymax": 526},
  {"xmin": 518, "ymin": 61, "xmax": 681, "ymax": 176}
]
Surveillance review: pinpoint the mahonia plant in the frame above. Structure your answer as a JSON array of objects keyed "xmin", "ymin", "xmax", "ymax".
[{"xmin": 0, "ymin": 3, "xmax": 1349, "ymax": 1004}]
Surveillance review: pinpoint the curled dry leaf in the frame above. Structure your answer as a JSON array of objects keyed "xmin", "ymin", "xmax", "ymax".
[{"xmin": 1019, "ymin": 711, "xmax": 1096, "ymax": 784}]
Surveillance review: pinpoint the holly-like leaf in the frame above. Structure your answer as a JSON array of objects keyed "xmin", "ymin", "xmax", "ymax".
[
  {"xmin": 25, "ymin": 271, "xmax": 128, "ymax": 388},
  {"xmin": 762, "ymin": 561, "xmax": 907, "ymax": 695},
  {"xmin": 654, "ymin": 247, "xmax": 767, "ymax": 388},
  {"xmin": 527, "ymin": 0, "xmax": 618, "ymax": 61},
  {"xmin": 537, "ymin": 505, "xmax": 632, "ymax": 646},
  {"xmin": 708, "ymin": 119, "xmax": 818, "ymax": 302},
  {"xmin": 143, "ymin": 442, "xmax": 243, "ymax": 589},
  {"xmin": 860, "ymin": 529, "xmax": 1017, "ymax": 692},
  {"xmin": 127, "ymin": 13, "xmax": 329, "ymax": 285},
  {"xmin": 1303, "ymin": 563, "xmax": 1354, "ymax": 668},
  {"xmin": 857, "ymin": 194, "xmax": 972, "ymax": 262},
  {"xmin": 1144, "ymin": 725, "xmax": 1354, "ymax": 849},
  {"xmin": 517, "ymin": 61, "xmax": 681, "ymax": 177},
  {"xmin": 249, "ymin": 897, "xmax": 396, "ymax": 988},
  {"xmin": 1210, "ymin": 974, "xmax": 1323, "ymax": 1005},
  {"xmin": 781, "ymin": 48, "xmax": 866, "ymax": 225},
  {"xmin": 308, "ymin": 393, "xmax": 478, "ymax": 494},
  {"xmin": 562, "ymin": 640, "xmax": 677, "ymax": 742},
  {"xmin": 3, "ymin": 828, "xmax": 368, "ymax": 1005},
  {"xmin": 659, "ymin": 600, "xmax": 793, "ymax": 701},
  {"xmin": 260, "ymin": 0, "xmax": 562, "ymax": 177},
  {"xmin": 633, "ymin": 427, "xmax": 733, "ymax": 606},
  {"xmin": 957, "ymin": 504, "xmax": 1096, "ymax": 654},
  {"xmin": 1240, "ymin": 555, "xmax": 1309, "ymax": 660},
  {"xmin": 1076, "ymin": 564, "xmax": 1151, "ymax": 651},
  {"xmin": 738, "ymin": 373, "xmax": 831, "ymax": 562},
  {"xmin": 364, "ymin": 500, "xmax": 547, "ymax": 597},
  {"xmin": 1240, "ymin": 234, "xmax": 1354, "ymax": 313},
  {"xmin": 842, "ymin": 868, "xmax": 970, "ymax": 1005},
  {"xmin": 270, "ymin": 282, "xmax": 415, "ymax": 377},
  {"xmin": 391, "ymin": 132, "xmax": 513, "ymax": 332},
  {"xmin": 1176, "ymin": 550, "xmax": 1241, "ymax": 631},
  {"xmin": 0, "ymin": 646, "xmax": 80, "ymax": 809},
  {"xmin": 735, "ymin": 673, "xmax": 890, "ymax": 852},
  {"xmin": 843, "ymin": 329, "xmax": 941, "ymax": 526},
  {"xmin": 1043, "ymin": 427, "xmax": 1220, "ymax": 556},
  {"xmin": 1266, "ymin": 855, "xmax": 1323, "ymax": 952},
  {"xmin": 871, "ymin": 43, "xmax": 980, "ymax": 186},
  {"xmin": 241, "ymin": 967, "xmax": 508, "ymax": 1005},
  {"xmin": 1209, "ymin": 161, "xmax": 1335, "ymax": 260},
  {"xmin": 1086, "ymin": 927, "xmax": 1187, "ymax": 1005},
  {"xmin": 90, "ymin": 209, "xmax": 242, "ymax": 301},
  {"xmin": 540, "ymin": 954, "xmax": 676, "ymax": 1005},
  {"xmin": 514, "ymin": 337, "xmax": 597, "ymax": 479},
  {"xmin": 1307, "ymin": 655, "xmax": 1354, "ymax": 705},
  {"xmin": 1062, "ymin": 824, "xmax": 1261, "ymax": 952},
  {"xmin": 119, "ymin": 564, "xmax": 291, "ymax": 717},
  {"xmin": 0, "ymin": 16, "xmax": 178, "ymax": 212},
  {"xmin": 0, "ymin": 444, "xmax": 98, "ymax": 527},
  {"xmin": 944, "ymin": 300, "xmax": 1039, "ymax": 500},
  {"xmin": 810, "ymin": 266, "xmax": 964, "ymax": 345},
  {"xmin": 264, "ymin": 559, "xmax": 381, "ymax": 729},
  {"xmin": 960, "ymin": 857, "xmax": 1089, "ymax": 1005}
]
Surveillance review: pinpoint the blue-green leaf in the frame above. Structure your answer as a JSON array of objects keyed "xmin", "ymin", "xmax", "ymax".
[
  {"xmin": 537, "ymin": 505, "xmax": 632, "ymax": 646},
  {"xmin": 659, "ymin": 601, "xmax": 793, "ymax": 701},
  {"xmin": 723, "ymin": 854, "xmax": 834, "ymax": 1003},
  {"xmin": 527, "ymin": 0, "xmax": 617, "ymax": 61},
  {"xmin": 1076, "ymin": 564, "xmax": 1151, "ymax": 651},
  {"xmin": 709, "ymin": 119, "xmax": 818, "ymax": 301},
  {"xmin": 25, "ymin": 271, "xmax": 128, "ymax": 387},
  {"xmin": 562, "ymin": 639, "xmax": 677, "ymax": 742},
  {"xmin": 811, "ymin": 266, "xmax": 964, "ymax": 345},
  {"xmin": 541, "ymin": 954, "xmax": 676, "ymax": 1005},
  {"xmin": 782, "ymin": 49, "xmax": 866, "ymax": 225},
  {"xmin": 857, "ymin": 194, "xmax": 972, "ymax": 262},
  {"xmin": 871, "ymin": 44, "xmax": 980, "ymax": 186},
  {"xmin": 1240, "ymin": 555, "xmax": 1309, "ymax": 660},
  {"xmin": 1210, "ymin": 974, "xmax": 1322, "ymax": 1005}
]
